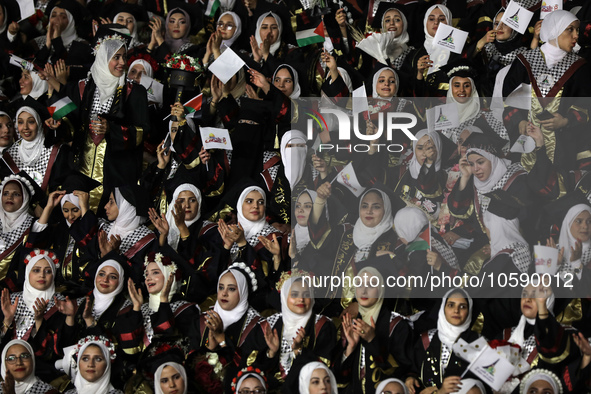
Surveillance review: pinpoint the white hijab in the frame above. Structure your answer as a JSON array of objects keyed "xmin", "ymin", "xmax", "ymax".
[
  {"xmin": 298, "ymin": 361, "xmax": 338, "ymax": 394},
  {"xmin": 256, "ymin": 12, "xmax": 282, "ymax": 56},
  {"xmin": 236, "ymin": 186, "xmax": 267, "ymax": 240},
  {"xmin": 409, "ymin": 129, "xmax": 442, "ymax": 179},
  {"xmin": 356, "ymin": 266, "xmax": 385, "ymax": 325},
  {"xmin": 154, "ymin": 362, "xmax": 188, "ymax": 394},
  {"xmin": 60, "ymin": 193, "xmax": 80, "ymax": 228},
  {"xmin": 294, "ymin": 189, "xmax": 317, "ymax": 252},
  {"xmin": 51, "ymin": 7, "xmax": 78, "ymax": 47},
  {"xmin": 218, "ymin": 11, "xmax": 242, "ymax": 50},
  {"xmin": 22, "ymin": 71, "xmax": 48, "ymax": 100},
  {"xmin": 90, "ymin": 37, "xmax": 126, "ymax": 106},
  {"xmin": 466, "ymin": 148, "xmax": 511, "ymax": 193},
  {"xmin": 446, "ymin": 77, "xmax": 480, "ymax": 124},
  {"xmin": 146, "ymin": 259, "xmax": 179, "ymax": 312},
  {"xmin": 236, "ymin": 372, "xmax": 266, "ymax": 392},
  {"xmin": 353, "ymin": 189, "xmax": 394, "ymax": 251},
  {"xmin": 281, "ymin": 129, "xmax": 307, "ymax": 190},
  {"xmin": 213, "ymin": 269, "xmax": 249, "ymax": 331},
  {"xmin": 23, "ymin": 255, "xmax": 56, "ymax": 314},
  {"xmin": 73, "ymin": 341, "xmax": 115, "ymax": 394},
  {"xmin": 129, "ymin": 59, "xmax": 154, "ymax": 79},
  {"xmin": 483, "ymin": 210, "xmax": 528, "ymax": 257},
  {"xmin": 423, "ymin": 5, "xmax": 452, "ymax": 54},
  {"xmin": 540, "ymin": 10, "xmax": 578, "ymax": 69},
  {"xmin": 92, "ymin": 260, "xmax": 125, "ymax": 318},
  {"xmin": 0, "ymin": 177, "xmax": 32, "ymax": 233},
  {"xmin": 114, "ymin": 12, "xmax": 138, "ymax": 46},
  {"xmin": 280, "ymin": 275, "xmax": 314, "ymax": 344},
  {"xmin": 107, "ymin": 188, "xmax": 142, "ymax": 240},
  {"xmin": 1, "ymin": 340, "xmax": 38, "ymax": 394},
  {"xmin": 166, "ymin": 183, "xmax": 202, "ymax": 251},
  {"xmin": 16, "ymin": 106, "xmax": 45, "ymax": 167},
  {"xmin": 0, "ymin": 111, "xmax": 12, "ymax": 153},
  {"xmin": 558, "ymin": 204, "xmax": 591, "ymax": 266},
  {"xmin": 437, "ymin": 288, "xmax": 473, "ymax": 350},
  {"xmin": 375, "ymin": 378, "xmax": 409, "ymax": 394},
  {"xmin": 394, "ymin": 206, "xmax": 429, "ymax": 244},
  {"xmin": 273, "ymin": 64, "xmax": 301, "ymax": 99},
  {"xmin": 508, "ymin": 288, "xmax": 555, "ymax": 347},
  {"xmin": 521, "ymin": 370, "xmax": 562, "ymax": 394},
  {"xmin": 372, "ymin": 67, "xmax": 399, "ymax": 99}
]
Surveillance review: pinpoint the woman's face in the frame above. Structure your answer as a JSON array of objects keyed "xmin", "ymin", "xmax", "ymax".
[
  {"xmin": 128, "ymin": 64, "xmax": 146, "ymax": 84},
  {"xmin": 50, "ymin": 7, "xmax": 69, "ymax": 31},
  {"xmin": 108, "ymin": 46, "xmax": 127, "ymax": 78},
  {"xmin": 526, "ymin": 379, "xmax": 555, "ymax": 394},
  {"xmin": 383, "ymin": 9, "xmax": 404, "ymax": 36},
  {"xmin": 360, "ymin": 191, "xmax": 385, "ymax": 228},
  {"xmin": 557, "ymin": 21, "xmax": 579, "ymax": 53},
  {"xmin": 4, "ymin": 344, "xmax": 33, "ymax": 382},
  {"xmin": 286, "ymin": 279, "xmax": 312, "ymax": 315},
  {"xmin": 570, "ymin": 210, "xmax": 591, "ymax": 242},
  {"xmin": 415, "ymin": 134, "xmax": 436, "ymax": 167},
  {"xmin": 492, "ymin": 12, "xmax": 514, "ymax": 41},
  {"xmin": 259, "ymin": 16, "xmax": 279, "ymax": 44},
  {"xmin": 115, "ymin": 12, "xmax": 135, "ymax": 34},
  {"xmin": 241, "ymin": 190, "xmax": 265, "ymax": 222},
  {"xmin": 159, "ymin": 365, "xmax": 185, "ymax": 394},
  {"xmin": 239, "ymin": 377, "xmax": 265, "ymax": 393},
  {"xmin": 96, "ymin": 265, "xmax": 120, "ymax": 295},
  {"xmin": 168, "ymin": 12, "xmax": 188, "ymax": 39},
  {"xmin": 467, "ymin": 153, "xmax": 492, "ymax": 182},
  {"xmin": 62, "ymin": 201, "xmax": 81, "ymax": 225},
  {"xmin": 217, "ymin": 14, "xmax": 236, "ymax": 40},
  {"xmin": 375, "ymin": 69, "xmax": 397, "ymax": 98},
  {"xmin": 295, "ymin": 192, "xmax": 313, "ymax": 227},
  {"xmin": 309, "ymin": 368, "xmax": 332, "ymax": 394},
  {"xmin": 145, "ymin": 262, "xmax": 165, "ymax": 294},
  {"xmin": 444, "ymin": 292, "xmax": 469, "ymax": 326},
  {"xmin": 0, "ymin": 6, "xmax": 4, "ymax": 28},
  {"xmin": 0, "ymin": 115, "xmax": 14, "ymax": 148},
  {"xmin": 520, "ymin": 284, "xmax": 539, "ymax": 319},
  {"xmin": 381, "ymin": 381, "xmax": 406, "ymax": 394},
  {"xmin": 2, "ymin": 182, "xmax": 23, "ymax": 213},
  {"xmin": 19, "ymin": 71, "xmax": 33, "ymax": 96},
  {"xmin": 79, "ymin": 345, "xmax": 107, "ymax": 383},
  {"xmin": 426, "ymin": 7, "xmax": 447, "ymax": 37},
  {"xmin": 451, "ymin": 77, "xmax": 473, "ymax": 104},
  {"xmin": 217, "ymin": 272, "xmax": 240, "ymax": 311},
  {"xmin": 17, "ymin": 111, "xmax": 38, "ymax": 142},
  {"xmin": 177, "ymin": 190, "xmax": 199, "ymax": 222},
  {"xmin": 356, "ymin": 273, "xmax": 380, "ymax": 308},
  {"xmin": 104, "ymin": 192, "xmax": 119, "ymax": 221},
  {"xmin": 273, "ymin": 68, "xmax": 294, "ymax": 97},
  {"xmin": 29, "ymin": 259, "xmax": 53, "ymax": 291}
]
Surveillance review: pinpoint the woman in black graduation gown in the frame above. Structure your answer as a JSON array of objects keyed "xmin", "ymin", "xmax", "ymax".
[
  {"xmin": 191, "ymin": 265, "xmax": 263, "ymax": 393},
  {"xmin": 0, "ymin": 339, "xmax": 58, "ymax": 394},
  {"xmin": 405, "ymin": 288, "xmax": 480, "ymax": 394},
  {"xmin": 248, "ymin": 270, "xmax": 336, "ymax": 390},
  {"xmin": 334, "ymin": 266, "xmax": 414, "ymax": 394},
  {"xmin": 0, "ymin": 111, "xmax": 14, "ymax": 154},
  {"xmin": 201, "ymin": 11, "xmax": 244, "ymax": 67},
  {"xmin": 27, "ymin": 172, "xmax": 100, "ymax": 287},
  {"xmin": 114, "ymin": 252, "xmax": 199, "ymax": 356},
  {"xmin": 44, "ymin": 29, "xmax": 149, "ymax": 211},
  {"xmin": 1, "ymin": 106, "xmax": 70, "ymax": 193},
  {"xmin": 502, "ymin": 10, "xmax": 591, "ymax": 172}
]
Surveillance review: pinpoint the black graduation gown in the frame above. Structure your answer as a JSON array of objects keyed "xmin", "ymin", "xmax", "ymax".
[{"xmin": 334, "ymin": 307, "xmax": 415, "ymax": 394}]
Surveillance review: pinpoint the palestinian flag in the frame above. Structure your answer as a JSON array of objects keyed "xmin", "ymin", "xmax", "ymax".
[
  {"xmin": 48, "ymin": 97, "xmax": 77, "ymax": 120},
  {"xmin": 406, "ymin": 226, "xmax": 431, "ymax": 252},
  {"xmin": 184, "ymin": 94, "xmax": 203, "ymax": 118},
  {"xmin": 205, "ymin": 0, "xmax": 220, "ymax": 17},
  {"xmin": 296, "ymin": 20, "xmax": 325, "ymax": 47}
]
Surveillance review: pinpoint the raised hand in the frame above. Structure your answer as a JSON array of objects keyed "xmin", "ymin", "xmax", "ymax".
[
  {"xmin": 262, "ymin": 322, "xmax": 280, "ymax": 357},
  {"xmin": 83, "ymin": 296, "xmax": 95, "ymax": 328},
  {"xmin": 199, "ymin": 146, "xmax": 210, "ymax": 165},
  {"xmin": 128, "ymin": 278, "xmax": 144, "ymax": 311},
  {"xmin": 32, "ymin": 297, "xmax": 49, "ymax": 322},
  {"xmin": 248, "ymin": 69, "xmax": 270, "ymax": 94},
  {"xmin": 258, "ymin": 233, "xmax": 280, "ymax": 257},
  {"xmin": 160, "ymin": 273, "xmax": 175, "ymax": 303},
  {"xmin": 54, "ymin": 295, "xmax": 77, "ymax": 316},
  {"xmin": 250, "ymin": 35, "xmax": 263, "ymax": 63},
  {"xmin": 341, "ymin": 313, "xmax": 360, "ymax": 356},
  {"xmin": 291, "ymin": 326, "xmax": 306, "ymax": 351},
  {"xmin": 1, "ymin": 289, "xmax": 17, "ymax": 329},
  {"xmin": 2, "ymin": 370, "xmax": 15, "ymax": 394}
]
